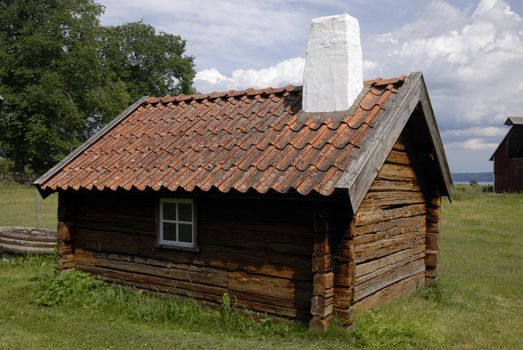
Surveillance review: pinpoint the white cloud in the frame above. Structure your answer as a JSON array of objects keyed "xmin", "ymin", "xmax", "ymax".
[
  {"xmin": 442, "ymin": 126, "xmax": 507, "ymax": 138},
  {"xmin": 446, "ymin": 138, "xmax": 499, "ymax": 150},
  {"xmin": 364, "ymin": 0, "xmax": 523, "ymax": 130},
  {"xmin": 195, "ymin": 57, "xmax": 382, "ymax": 92},
  {"xmin": 463, "ymin": 138, "xmax": 499, "ymax": 150},
  {"xmin": 363, "ymin": 59, "xmax": 379, "ymax": 73},
  {"xmin": 99, "ymin": 0, "xmax": 311, "ymax": 73},
  {"xmin": 194, "ymin": 57, "xmax": 305, "ymax": 92}
]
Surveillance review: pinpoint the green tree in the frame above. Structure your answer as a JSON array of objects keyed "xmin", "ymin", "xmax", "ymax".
[
  {"xmin": 101, "ymin": 22, "xmax": 195, "ymax": 100},
  {"xmin": 0, "ymin": 0, "xmax": 130, "ymax": 173}
]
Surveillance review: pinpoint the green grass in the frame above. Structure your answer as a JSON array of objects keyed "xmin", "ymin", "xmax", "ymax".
[
  {"xmin": 0, "ymin": 184, "xmax": 522, "ymax": 349},
  {"xmin": 0, "ymin": 181, "xmax": 57, "ymax": 229}
]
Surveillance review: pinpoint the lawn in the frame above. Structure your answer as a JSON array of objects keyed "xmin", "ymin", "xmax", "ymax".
[
  {"xmin": 0, "ymin": 184, "xmax": 522, "ymax": 349},
  {"xmin": 0, "ymin": 181, "xmax": 57, "ymax": 229}
]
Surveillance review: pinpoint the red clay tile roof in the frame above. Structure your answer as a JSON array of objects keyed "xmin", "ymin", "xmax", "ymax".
[{"xmin": 38, "ymin": 75, "xmax": 407, "ymax": 196}]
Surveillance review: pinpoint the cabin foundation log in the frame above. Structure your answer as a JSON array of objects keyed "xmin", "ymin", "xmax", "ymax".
[
  {"xmin": 310, "ymin": 228, "xmax": 334, "ymax": 331},
  {"xmin": 57, "ymin": 221, "xmax": 75, "ymax": 270},
  {"xmin": 333, "ymin": 217, "xmax": 355, "ymax": 328}
]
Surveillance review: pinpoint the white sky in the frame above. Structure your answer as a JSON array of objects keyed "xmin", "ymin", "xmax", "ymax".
[{"xmin": 98, "ymin": 0, "xmax": 523, "ymax": 172}]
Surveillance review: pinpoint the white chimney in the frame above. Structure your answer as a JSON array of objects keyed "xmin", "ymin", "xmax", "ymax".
[{"xmin": 302, "ymin": 13, "xmax": 363, "ymax": 113}]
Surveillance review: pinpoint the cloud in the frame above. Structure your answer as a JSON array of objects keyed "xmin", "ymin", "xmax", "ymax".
[
  {"xmin": 442, "ymin": 126, "xmax": 507, "ymax": 138},
  {"xmin": 463, "ymin": 139, "xmax": 499, "ymax": 150},
  {"xmin": 446, "ymin": 138, "xmax": 499, "ymax": 150},
  {"xmin": 195, "ymin": 58, "xmax": 381, "ymax": 92},
  {"xmin": 98, "ymin": 0, "xmax": 314, "ymax": 73},
  {"xmin": 194, "ymin": 57, "xmax": 305, "ymax": 92},
  {"xmin": 364, "ymin": 0, "xmax": 523, "ymax": 130}
]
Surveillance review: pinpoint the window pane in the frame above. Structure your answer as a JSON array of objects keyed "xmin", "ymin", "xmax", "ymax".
[
  {"xmin": 162, "ymin": 222, "xmax": 177, "ymax": 241},
  {"xmin": 178, "ymin": 203, "xmax": 192, "ymax": 222},
  {"xmin": 163, "ymin": 202, "xmax": 177, "ymax": 220},
  {"xmin": 179, "ymin": 224, "xmax": 193, "ymax": 243}
]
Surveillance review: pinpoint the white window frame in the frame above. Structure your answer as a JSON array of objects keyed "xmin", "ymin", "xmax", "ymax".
[{"xmin": 158, "ymin": 198, "xmax": 196, "ymax": 248}]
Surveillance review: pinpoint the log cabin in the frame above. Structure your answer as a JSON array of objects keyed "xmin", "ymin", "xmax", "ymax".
[
  {"xmin": 34, "ymin": 13, "xmax": 453, "ymax": 330},
  {"xmin": 490, "ymin": 116, "xmax": 523, "ymax": 192}
]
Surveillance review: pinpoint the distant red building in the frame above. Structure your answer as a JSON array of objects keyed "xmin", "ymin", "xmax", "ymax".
[{"xmin": 490, "ymin": 117, "xmax": 523, "ymax": 193}]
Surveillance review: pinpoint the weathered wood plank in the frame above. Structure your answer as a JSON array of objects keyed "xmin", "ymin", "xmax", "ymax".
[
  {"xmin": 368, "ymin": 179, "xmax": 421, "ymax": 192},
  {"xmin": 228, "ymin": 271, "xmax": 311, "ymax": 301},
  {"xmin": 354, "ymin": 232, "xmax": 422, "ymax": 263},
  {"xmin": 375, "ymin": 163, "xmax": 418, "ymax": 182},
  {"xmin": 95, "ymin": 256, "xmax": 228, "ymax": 288},
  {"xmin": 141, "ymin": 238, "xmax": 313, "ymax": 280},
  {"xmin": 359, "ymin": 190, "xmax": 426, "ymax": 209},
  {"xmin": 77, "ymin": 264, "xmax": 227, "ymax": 297},
  {"xmin": 355, "ymin": 271, "xmax": 425, "ymax": 311},
  {"xmin": 354, "ymin": 217, "xmax": 425, "ymax": 243},
  {"xmin": 74, "ymin": 228, "xmax": 140, "ymax": 254},
  {"xmin": 355, "ymin": 204, "xmax": 426, "ymax": 226},
  {"xmin": 0, "ymin": 236, "xmax": 56, "ymax": 248},
  {"xmin": 354, "ymin": 258, "xmax": 425, "ymax": 301},
  {"xmin": 0, "ymin": 242, "xmax": 55, "ymax": 254},
  {"xmin": 355, "ymin": 244, "xmax": 425, "ymax": 281},
  {"xmin": 385, "ymin": 149, "xmax": 411, "ymax": 166}
]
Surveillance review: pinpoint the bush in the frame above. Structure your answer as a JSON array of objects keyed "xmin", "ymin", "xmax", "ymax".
[{"xmin": 35, "ymin": 270, "xmax": 104, "ymax": 306}]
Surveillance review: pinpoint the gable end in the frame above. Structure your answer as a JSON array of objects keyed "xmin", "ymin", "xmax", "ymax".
[{"xmin": 336, "ymin": 72, "xmax": 453, "ymax": 212}]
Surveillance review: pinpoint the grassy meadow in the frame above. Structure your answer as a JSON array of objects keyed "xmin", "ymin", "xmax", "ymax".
[
  {"xmin": 0, "ymin": 183, "xmax": 522, "ymax": 349},
  {"xmin": 0, "ymin": 181, "xmax": 57, "ymax": 229}
]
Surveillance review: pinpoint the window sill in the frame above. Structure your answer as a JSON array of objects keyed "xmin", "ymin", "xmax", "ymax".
[{"xmin": 154, "ymin": 243, "xmax": 200, "ymax": 253}]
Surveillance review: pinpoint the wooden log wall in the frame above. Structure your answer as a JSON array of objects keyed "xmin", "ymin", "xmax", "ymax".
[
  {"xmin": 332, "ymin": 217, "xmax": 355, "ymax": 328},
  {"xmin": 309, "ymin": 211, "xmax": 334, "ymax": 331},
  {"xmin": 353, "ymin": 138, "xmax": 427, "ymax": 311},
  {"xmin": 58, "ymin": 191, "xmax": 344, "ymax": 321},
  {"xmin": 425, "ymin": 195, "xmax": 441, "ymax": 284}
]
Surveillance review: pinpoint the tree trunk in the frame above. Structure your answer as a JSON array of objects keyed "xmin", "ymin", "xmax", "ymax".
[{"xmin": 13, "ymin": 138, "xmax": 25, "ymax": 173}]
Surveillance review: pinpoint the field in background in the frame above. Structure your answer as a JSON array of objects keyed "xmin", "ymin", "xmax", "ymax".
[
  {"xmin": 0, "ymin": 181, "xmax": 57, "ymax": 229},
  {"xmin": 0, "ymin": 183, "xmax": 522, "ymax": 349}
]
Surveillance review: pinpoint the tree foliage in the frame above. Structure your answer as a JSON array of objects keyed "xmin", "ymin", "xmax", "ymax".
[
  {"xmin": 102, "ymin": 22, "xmax": 195, "ymax": 100},
  {"xmin": 0, "ymin": 1, "xmax": 195, "ymax": 174}
]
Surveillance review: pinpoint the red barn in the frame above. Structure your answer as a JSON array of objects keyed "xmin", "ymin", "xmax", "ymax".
[{"xmin": 490, "ymin": 117, "xmax": 523, "ymax": 192}]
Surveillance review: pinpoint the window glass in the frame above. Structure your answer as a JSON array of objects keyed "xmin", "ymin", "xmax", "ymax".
[
  {"xmin": 178, "ymin": 223, "xmax": 193, "ymax": 243},
  {"xmin": 162, "ymin": 222, "xmax": 177, "ymax": 241},
  {"xmin": 178, "ymin": 203, "xmax": 192, "ymax": 222},
  {"xmin": 163, "ymin": 202, "xmax": 177, "ymax": 220}
]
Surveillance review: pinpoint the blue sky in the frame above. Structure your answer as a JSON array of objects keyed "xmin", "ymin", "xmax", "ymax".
[{"xmin": 98, "ymin": 0, "xmax": 523, "ymax": 173}]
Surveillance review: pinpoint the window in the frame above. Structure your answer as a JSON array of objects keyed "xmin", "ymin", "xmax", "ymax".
[{"xmin": 158, "ymin": 198, "xmax": 196, "ymax": 248}]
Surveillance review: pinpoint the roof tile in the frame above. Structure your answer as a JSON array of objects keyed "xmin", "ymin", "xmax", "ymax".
[{"xmin": 39, "ymin": 77, "xmax": 406, "ymax": 196}]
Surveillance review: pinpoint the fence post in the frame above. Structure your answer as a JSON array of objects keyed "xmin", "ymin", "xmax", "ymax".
[{"xmin": 34, "ymin": 186, "xmax": 40, "ymax": 229}]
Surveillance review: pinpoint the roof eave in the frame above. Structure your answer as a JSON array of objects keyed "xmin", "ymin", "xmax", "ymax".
[
  {"xmin": 505, "ymin": 116, "xmax": 523, "ymax": 126},
  {"xmin": 34, "ymin": 96, "xmax": 149, "ymax": 190},
  {"xmin": 417, "ymin": 74, "xmax": 454, "ymax": 201},
  {"xmin": 489, "ymin": 127, "xmax": 513, "ymax": 161}
]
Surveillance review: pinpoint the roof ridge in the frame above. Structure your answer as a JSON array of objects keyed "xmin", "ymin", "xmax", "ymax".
[
  {"xmin": 145, "ymin": 74, "xmax": 407, "ymax": 105},
  {"xmin": 146, "ymin": 85, "xmax": 303, "ymax": 105},
  {"xmin": 364, "ymin": 75, "xmax": 407, "ymax": 87}
]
